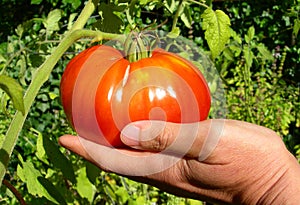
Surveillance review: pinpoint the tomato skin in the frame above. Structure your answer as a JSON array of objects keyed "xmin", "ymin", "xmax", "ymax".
[
  {"xmin": 60, "ymin": 46, "xmax": 97, "ymax": 126},
  {"xmin": 60, "ymin": 45, "xmax": 211, "ymax": 147}
]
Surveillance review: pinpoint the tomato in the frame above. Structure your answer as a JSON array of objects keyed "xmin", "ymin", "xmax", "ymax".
[{"xmin": 60, "ymin": 45, "xmax": 211, "ymax": 147}]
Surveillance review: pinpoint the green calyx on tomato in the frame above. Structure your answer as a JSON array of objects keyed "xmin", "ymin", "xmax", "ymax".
[
  {"xmin": 124, "ymin": 31, "xmax": 159, "ymax": 63},
  {"xmin": 60, "ymin": 37, "xmax": 211, "ymax": 147}
]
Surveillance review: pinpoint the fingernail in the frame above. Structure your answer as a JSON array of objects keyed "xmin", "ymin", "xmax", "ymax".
[{"xmin": 120, "ymin": 124, "xmax": 141, "ymax": 147}]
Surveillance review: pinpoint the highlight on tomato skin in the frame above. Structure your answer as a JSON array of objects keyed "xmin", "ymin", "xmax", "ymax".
[{"xmin": 60, "ymin": 44, "xmax": 211, "ymax": 148}]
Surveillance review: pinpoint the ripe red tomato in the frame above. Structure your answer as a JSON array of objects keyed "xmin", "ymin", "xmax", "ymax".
[{"xmin": 60, "ymin": 45, "xmax": 211, "ymax": 147}]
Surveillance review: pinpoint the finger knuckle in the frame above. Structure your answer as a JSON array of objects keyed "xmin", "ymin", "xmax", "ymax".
[{"xmin": 143, "ymin": 126, "xmax": 173, "ymax": 151}]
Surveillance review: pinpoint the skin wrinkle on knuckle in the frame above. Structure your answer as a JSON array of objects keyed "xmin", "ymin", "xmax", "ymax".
[
  {"xmin": 156, "ymin": 126, "xmax": 172, "ymax": 151},
  {"xmin": 143, "ymin": 125, "xmax": 174, "ymax": 151}
]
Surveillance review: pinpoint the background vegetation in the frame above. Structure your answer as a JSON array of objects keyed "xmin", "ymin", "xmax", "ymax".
[{"xmin": 0, "ymin": 0, "xmax": 299, "ymax": 204}]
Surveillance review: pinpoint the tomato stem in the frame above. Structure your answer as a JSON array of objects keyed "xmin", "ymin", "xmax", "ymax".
[
  {"xmin": 185, "ymin": 0, "xmax": 209, "ymax": 9},
  {"xmin": 124, "ymin": 31, "xmax": 160, "ymax": 62}
]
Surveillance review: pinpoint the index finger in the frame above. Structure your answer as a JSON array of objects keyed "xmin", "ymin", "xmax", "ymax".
[{"xmin": 59, "ymin": 134, "xmax": 182, "ymax": 176}]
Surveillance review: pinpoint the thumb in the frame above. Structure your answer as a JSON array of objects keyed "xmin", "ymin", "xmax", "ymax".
[{"xmin": 120, "ymin": 120, "xmax": 224, "ymax": 160}]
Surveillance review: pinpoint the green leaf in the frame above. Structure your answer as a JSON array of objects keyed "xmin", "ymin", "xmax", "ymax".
[
  {"xmin": 31, "ymin": 0, "xmax": 43, "ymax": 4},
  {"xmin": 62, "ymin": 0, "xmax": 81, "ymax": 9},
  {"xmin": 115, "ymin": 187, "xmax": 130, "ymax": 204},
  {"xmin": 44, "ymin": 9, "xmax": 62, "ymax": 31},
  {"xmin": 17, "ymin": 160, "xmax": 65, "ymax": 204},
  {"xmin": 129, "ymin": 0, "xmax": 138, "ymax": 16},
  {"xmin": 223, "ymin": 47, "xmax": 234, "ymax": 61},
  {"xmin": 229, "ymin": 44, "xmax": 242, "ymax": 57},
  {"xmin": 136, "ymin": 196, "xmax": 146, "ymax": 204},
  {"xmin": 85, "ymin": 161, "xmax": 101, "ymax": 184},
  {"xmin": 16, "ymin": 21, "xmax": 33, "ymax": 38},
  {"xmin": 180, "ymin": 5, "xmax": 192, "ymax": 28},
  {"xmin": 48, "ymin": 92, "xmax": 58, "ymax": 100},
  {"xmin": 293, "ymin": 18, "xmax": 300, "ymax": 37},
  {"xmin": 164, "ymin": 0, "xmax": 176, "ymax": 13},
  {"xmin": 0, "ymin": 74, "xmax": 25, "ymax": 114},
  {"xmin": 67, "ymin": 13, "xmax": 78, "ymax": 30},
  {"xmin": 29, "ymin": 53, "xmax": 44, "ymax": 68},
  {"xmin": 139, "ymin": 0, "xmax": 149, "ymax": 5},
  {"xmin": 0, "ymin": 54, "xmax": 6, "ymax": 64},
  {"xmin": 37, "ymin": 176, "xmax": 67, "ymax": 205},
  {"xmin": 16, "ymin": 164, "xmax": 25, "ymax": 182},
  {"xmin": 76, "ymin": 167, "xmax": 95, "ymax": 202},
  {"xmin": 15, "ymin": 24, "xmax": 24, "ymax": 37},
  {"xmin": 7, "ymin": 42, "xmax": 14, "ymax": 54},
  {"xmin": 35, "ymin": 129, "xmax": 49, "ymax": 164},
  {"xmin": 167, "ymin": 27, "xmax": 181, "ymax": 38},
  {"xmin": 187, "ymin": 198, "xmax": 203, "ymax": 205},
  {"xmin": 245, "ymin": 26, "xmax": 255, "ymax": 44},
  {"xmin": 43, "ymin": 135, "xmax": 76, "ymax": 184},
  {"xmin": 243, "ymin": 47, "xmax": 254, "ymax": 69},
  {"xmin": 201, "ymin": 8, "xmax": 231, "ymax": 59},
  {"xmin": 17, "ymin": 162, "xmax": 42, "ymax": 196},
  {"xmin": 230, "ymin": 28, "xmax": 242, "ymax": 44},
  {"xmin": 256, "ymin": 43, "xmax": 274, "ymax": 61},
  {"xmin": 95, "ymin": 3, "xmax": 123, "ymax": 33},
  {"xmin": 16, "ymin": 55, "xmax": 27, "ymax": 86}
]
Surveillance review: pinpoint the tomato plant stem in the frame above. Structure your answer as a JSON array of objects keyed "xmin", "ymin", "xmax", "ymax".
[
  {"xmin": 186, "ymin": 0, "xmax": 209, "ymax": 8},
  {"xmin": 243, "ymin": 46, "xmax": 255, "ymax": 124},
  {"xmin": 0, "ymin": 0, "xmax": 123, "ymax": 187},
  {"xmin": 2, "ymin": 179, "xmax": 26, "ymax": 205},
  {"xmin": 171, "ymin": 0, "xmax": 184, "ymax": 32},
  {"xmin": 69, "ymin": 0, "xmax": 100, "ymax": 32}
]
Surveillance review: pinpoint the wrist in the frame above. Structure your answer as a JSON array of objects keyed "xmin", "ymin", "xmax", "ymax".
[
  {"xmin": 234, "ymin": 148, "xmax": 300, "ymax": 205},
  {"xmin": 257, "ymin": 152, "xmax": 300, "ymax": 205}
]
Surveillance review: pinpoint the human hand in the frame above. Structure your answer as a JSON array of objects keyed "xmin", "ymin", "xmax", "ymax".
[{"xmin": 59, "ymin": 119, "xmax": 300, "ymax": 204}]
